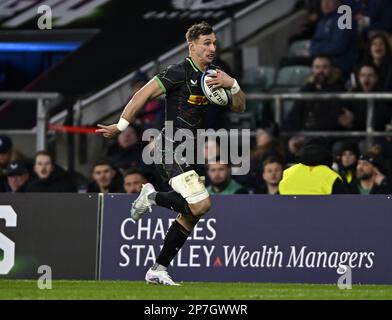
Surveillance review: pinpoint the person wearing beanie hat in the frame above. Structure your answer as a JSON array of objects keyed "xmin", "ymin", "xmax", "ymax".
[
  {"xmin": 335, "ymin": 141, "xmax": 360, "ymax": 192},
  {"xmin": 279, "ymin": 137, "xmax": 346, "ymax": 195},
  {"xmin": 353, "ymin": 152, "xmax": 391, "ymax": 194}
]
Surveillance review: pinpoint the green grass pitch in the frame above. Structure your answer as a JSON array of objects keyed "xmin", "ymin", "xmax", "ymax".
[{"xmin": 1, "ymin": 280, "xmax": 392, "ymax": 300}]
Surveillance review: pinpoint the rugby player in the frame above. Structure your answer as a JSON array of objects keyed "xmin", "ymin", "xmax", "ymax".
[{"xmin": 96, "ymin": 21, "xmax": 246, "ymax": 285}]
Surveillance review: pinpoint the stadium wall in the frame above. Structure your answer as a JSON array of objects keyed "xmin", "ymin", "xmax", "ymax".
[
  {"xmin": 1, "ymin": 194, "xmax": 392, "ymax": 284},
  {"xmin": 0, "ymin": 194, "xmax": 100, "ymax": 280}
]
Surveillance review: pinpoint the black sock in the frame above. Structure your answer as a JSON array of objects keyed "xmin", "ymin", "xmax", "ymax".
[
  {"xmin": 153, "ymin": 191, "xmax": 192, "ymax": 215},
  {"xmin": 156, "ymin": 220, "xmax": 190, "ymax": 267}
]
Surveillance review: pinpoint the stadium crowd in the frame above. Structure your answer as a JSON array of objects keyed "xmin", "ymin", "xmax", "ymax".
[{"xmin": 1, "ymin": 0, "xmax": 392, "ymax": 195}]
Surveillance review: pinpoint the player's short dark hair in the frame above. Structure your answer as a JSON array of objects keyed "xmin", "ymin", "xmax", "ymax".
[
  {"xmin": 186, "ymin": 21, "xmax": 214, "ymax": 42},
  {"xmin": 124, "ymin": 167, "xmax": 149, "ymax": 181}
]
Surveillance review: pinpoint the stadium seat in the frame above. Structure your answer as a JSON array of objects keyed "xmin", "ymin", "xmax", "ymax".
[
  {"xmin": 241, "ymin": 66, "xmax": 276, "ymax": 125},
  {"xmin": 240, "ymin": 66, "xmax": 276, "ymax": 92},
  {"xmin": 288, "ymin": 39, "xmax": 311, "ymax": 58},
  {"xmin": 275, "ymin": 65, "xmax": 311, "ymax": 87},
  {"xmin": 240, "ymin": 66, "xmax": 276, "ymax": 126}
]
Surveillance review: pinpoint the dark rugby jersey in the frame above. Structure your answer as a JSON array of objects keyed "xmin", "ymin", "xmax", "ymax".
[{"xmin": 154, "ymin": 57, "xmax": 217, "ymax": 132}]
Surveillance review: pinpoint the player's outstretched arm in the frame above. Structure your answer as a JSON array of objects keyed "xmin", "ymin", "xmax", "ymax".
[{"xmin": 96, "ymin": 79, "xmax": 164, "ymax": 139}]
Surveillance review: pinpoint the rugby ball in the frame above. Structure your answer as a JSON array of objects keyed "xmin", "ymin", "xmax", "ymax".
[{"xmin": 201, "ymin": 69, "xmax": 232, "ymax": 106}]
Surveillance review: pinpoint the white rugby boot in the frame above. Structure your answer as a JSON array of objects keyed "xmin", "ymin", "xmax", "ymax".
[
  {"xmin": 130, "ymin": 183, "xmax": 156, "ymax": 221},
  {"xmin": 145, "ymin": 268, "xmax": 181, "ymax": 286}
]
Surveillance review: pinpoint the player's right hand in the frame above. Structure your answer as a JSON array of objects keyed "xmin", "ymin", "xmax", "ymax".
[{"xmin": 96, "ymin": 124, "xmax": 120, "ymax": 139}]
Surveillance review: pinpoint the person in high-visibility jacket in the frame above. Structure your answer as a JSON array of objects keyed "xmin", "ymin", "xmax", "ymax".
[{"xmin": 279, "ymin": 137, "xmax": 345, "ymax": 195}]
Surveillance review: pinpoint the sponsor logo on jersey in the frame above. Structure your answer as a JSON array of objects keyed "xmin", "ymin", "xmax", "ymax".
[{"xmin": 187, "ymin": 95, "xmax": 208, "ymax": 105}]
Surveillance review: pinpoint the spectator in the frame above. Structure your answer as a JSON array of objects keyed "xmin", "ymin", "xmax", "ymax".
[
  {"xmin": 87, "ymin": 160, "xmax": 124, "ymax": 193},
  {"xmin": 0, "ymin": 135, "xmax": 26, "ymax": 190},
  {"xmin": 356, "ymin": 63, "xmax": 379, "ymax": 93},
  {"xmin": 334, "ymin": 141, "xmax": 360, "ymax": 191},
  {"xmin": 279, "ymin": 137, "xmax": 345, "ymax": 194},
  {"xmin": 347, "ymin": 63, "xmax": 391, "ymax": 131},
  {"xmin": 107, "ymin": 125, "xmax": 146, "ymax": 171},
  {"xmin": 285, "ymin": 135, "xmax": 306, "ymax": 165},
  {"xmin": 206, "ymin": 158, "xmax": 248, "ymax": 195},
  {"xmin": 353, "ymin": 152, "xmax": 391, "ymax": 194},
  {"xmin": 26, "ymin": 151, "xmax": 77, "ymax": 193},
  {"xmin": 4, "ymin": 160, "xmax": 31, "ymax": 193},
  {"xmin": 252, "ymin": 122, "xmax": 283, "ymax": 160},
  {"xmin": 363, "ymin": 33, "xmax": 392, "ymax": 91},
  {"xmin": 123, "ymin": 168, "xmax": 149, "ymax": 194},
  {"xmin": 285, "ymin": 56, "xmax": 345, "ymax": 132},
  {"xmin": 310, "ymin": 0, "xmax": 358, "ymax": 75},
  {"xmin": 256, "ymin": 157, "xmax": 284, "ymax": 195},
  {"xmin": 246, "ymin": 123, "xmax": 285, "ymax": 190}
]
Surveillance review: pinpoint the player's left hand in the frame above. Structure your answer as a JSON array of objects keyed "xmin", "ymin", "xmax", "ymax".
[
  {"xmin": 205, "ymin": 69, "xmax": 234, "ymax": 90},
  {"xmin": 96, "ymin": 123, "xmax": 120, "ymax": 139}
]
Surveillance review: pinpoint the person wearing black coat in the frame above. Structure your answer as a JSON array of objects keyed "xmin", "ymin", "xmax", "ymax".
[
  {"xmin": 87, "ymin": 159, "xmax": 124, "ymax": 193},
  {"xmin": 285, "ymin": 56, "xmax": 346, "ymax": 132},
  {"xmin": 345, "ymin": 63, "xmax": 391, "ymax": 132},
  {"xmin": 362, "ymin": 33, "xmax": 392, "ymax": 92},
  {"xmin": 26, "ymin": 151, "xmax": 77, "ymax": 193},
  {"xmin": 349, "ymin": 152, "xmax": 392, "ymax": 195}
]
